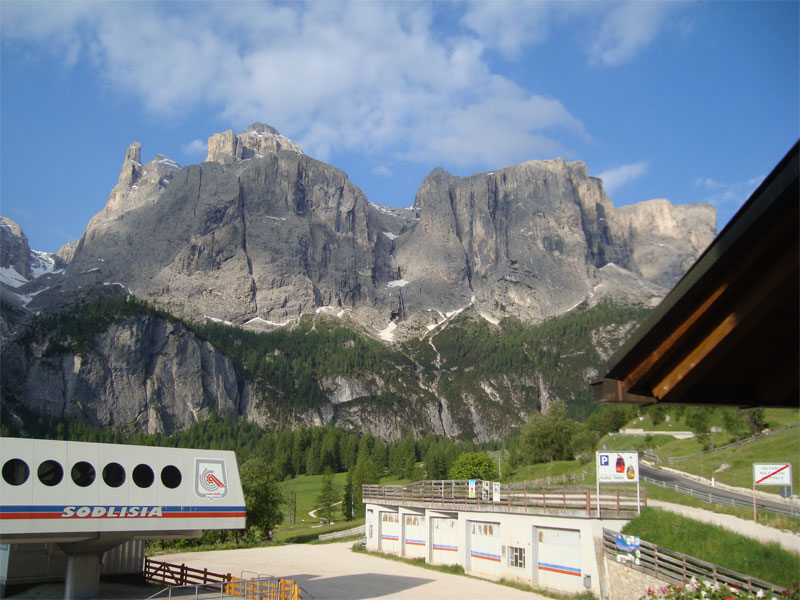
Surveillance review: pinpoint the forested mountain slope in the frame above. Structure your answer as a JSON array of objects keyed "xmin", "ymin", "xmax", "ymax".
[{"xmin": 1, "ymin": 294, "xmax": 648, "ymax": 441}]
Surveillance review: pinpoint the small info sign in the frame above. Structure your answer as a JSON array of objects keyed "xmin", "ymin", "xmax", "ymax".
[
  {"xmin": 753, "ymin": 463, "xmax": 792, "ymax": 486},
  {"xmin": 597, "ymin": 451, "xmax": 639, "ymax": 483},
  {"xmin": 615, "ymin": 534, "xmax": 641, "ymax": 565}
]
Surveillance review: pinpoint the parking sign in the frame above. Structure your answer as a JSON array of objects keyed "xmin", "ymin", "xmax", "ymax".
[{"xmin": 596, "ymin": 451, "xmax": 639, "ymax": 483}]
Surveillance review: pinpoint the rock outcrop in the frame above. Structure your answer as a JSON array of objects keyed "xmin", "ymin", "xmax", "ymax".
[
  {"xmin": 1, "ymin": 315, "xmax": 248, "ymax": 434},
  {"xmin": 0, "ymin": 216, "xmax": 64, "ymax": 287},
  {"xmin": 0, "ymin": 217, "xmax": 31, "ymax": 281},
  {"xmin": 47, "ymin": 128, "xmax": 714, "ymax": 338},
  {"xmin": 103, "ymin": 142, "xmax": 181, "ymax": 215},
  {"xmin": 205, "ymin": 123, "xmax": 303, "ymax": 164}
]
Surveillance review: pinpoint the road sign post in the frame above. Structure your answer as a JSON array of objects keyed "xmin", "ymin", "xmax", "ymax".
[
  {"xmin": 596, "ymin": 451, "xmax": 640, "ymax": 517},
  {"xmin": 752, "ymin": 463, "xmax": 793, "ymax": 522}
]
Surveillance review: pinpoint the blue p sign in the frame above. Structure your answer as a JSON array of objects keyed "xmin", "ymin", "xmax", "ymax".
[{"xmin": 600, "ymin": 454, "xmax": 609, "ymax": 466}]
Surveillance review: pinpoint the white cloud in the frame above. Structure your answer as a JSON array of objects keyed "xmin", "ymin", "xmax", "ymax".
[
  {"xmin": 182, "ymin": 139, "xmax": 207, "ymax": 156},
  {"xmin": 695, "ymin": 175, "xmax": 762, "ymax": 211},
  {"xmin": 588, "ymin": 2, "xmax": 676, "ymax": 66},
  {"xmin": 372, "ymin": 165, "xmax": 393, "ymax": 177},
  {"xmin": 1, "ymin": 2, "xmax": 682, "ymax": 171},
  {"xmin": 597, "ymin": 161, "xmax": 649, "ymax": 194},
  {"xmin": 460, "ymin": 2, "xmax": 553, "ymax": 59},
  {"xmin": 461, "ymin": 1, "xmax": 678, "ymax": 67}
]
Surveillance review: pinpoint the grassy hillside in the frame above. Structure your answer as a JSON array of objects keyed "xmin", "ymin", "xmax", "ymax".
[
  {"xmin": 622, "ymin": 508, "xmax": 799, "ymax": 588},
  {"xmin": 600, "ymin": 408, "xmax": 800, "ymax": 489}
]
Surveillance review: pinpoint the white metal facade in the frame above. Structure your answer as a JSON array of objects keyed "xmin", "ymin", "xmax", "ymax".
[{"xmin": 0, "ymin": 437, "xmax": 246, "ymax": 539}]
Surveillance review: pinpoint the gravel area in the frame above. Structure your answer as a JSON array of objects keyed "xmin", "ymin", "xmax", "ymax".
[{"xmin": 155, "ymin": 542, "xmax": 548, "ymax": 600}]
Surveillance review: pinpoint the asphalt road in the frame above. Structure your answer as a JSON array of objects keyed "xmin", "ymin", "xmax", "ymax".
[{"xmin": 640, "ymin": 464, "xmax": 797, "ymax": 517}]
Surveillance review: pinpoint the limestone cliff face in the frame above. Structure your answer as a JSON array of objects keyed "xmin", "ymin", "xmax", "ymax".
[
  {"xmin": 393, "ymin": 160, "xmax": 612, "ymax": 322},
  {"xmin": 205, "ymin": 123, "xmax": 303, "ymax": 164},
  {"xmin": 66, "ymin": 140, "xmax": 392, "ymax": 327},
  {"xmin": 389, "ymin": 159, "xmax": 714, "ymax": 324},
  {"xmin": 610, "ymin": 199, "xmax": 717, "ymax": 288},
  {"xmin": 50, "ymin": 129, "xmax": 714, "ymax": 338},
  {"xmin": 1, "ymin": 315, "xmax": 246, "ymax": 434}
]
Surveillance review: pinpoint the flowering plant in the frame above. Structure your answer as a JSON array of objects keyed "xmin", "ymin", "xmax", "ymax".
[{"xmin": 643, "ymin": 578, "xmax": 798, "ymax": 600}]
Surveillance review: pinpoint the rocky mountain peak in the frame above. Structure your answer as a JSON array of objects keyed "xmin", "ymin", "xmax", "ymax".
[
  {"xmin": 205, "ymin": 122, "xmax": 303, "ymax": 165},
  {"xmin": 0, "ymin": 216, "xmax": 63, "ymax": 288},
  {"xmin": 104, "ymin": 142, "xmax": 180, "ymax": 215},
  {"xmin": 0, "ymin": 216, "xmax": 30, "ymax": 280}
]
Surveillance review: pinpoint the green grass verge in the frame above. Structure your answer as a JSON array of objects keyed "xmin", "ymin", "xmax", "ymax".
[
  {"xmin": 280, "ymin": 472, "xmax": 349, "ymax": 525},
  {"xmin": 622, "ymin": 507, "xmax": 800, "ymax": 588},
  {"xmin": 644, "ymin": 484, "xmax": 800, "ymax": 534},
  {"xmin": 507, "ymin": 459, "xmax": 590, "ymax": 483},
  {"xmin": 275, "ymin": 519, "xmax": 364, "ymax": 543}
]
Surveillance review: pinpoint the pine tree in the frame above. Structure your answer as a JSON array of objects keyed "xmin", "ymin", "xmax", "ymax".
[
  {"xmin": 316, "ymin": 470, "xmax": 339, "ymax": 524},
  {"xmin": 341, "ymin": 469, "xmax": 355, "ymax": 521}
]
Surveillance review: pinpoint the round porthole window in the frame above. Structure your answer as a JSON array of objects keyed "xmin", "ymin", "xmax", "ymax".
[
  {"xmin": 38, "ymin": 460, "xmax": 63, "ymax": 486},
  {"xmin": 102, "ymin": 462, "xmax": 126, "ymax": 488},
  {"xmin": 2, "ymin": 458, "xmax": 30, "ymax": 486},
  {"xmin": 132, "ymin": 464, "xmax": 154, "ymax": 488},
  {"xmin": 161, "ymin": 465, "xmax": 182, "ymax": 489},
  {"xmin": 71, "ymin": 461, "xmax": 96, "ymax": 487}
]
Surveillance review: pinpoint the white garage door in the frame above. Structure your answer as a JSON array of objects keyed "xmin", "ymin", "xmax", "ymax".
[
  {"xmin": 468, "ymin": 521, "xmax": 501, "ymax": 577},
  {"xmin": 403, "ymin": 514, "xmax": 426, "ymax": 558},
  {"xmin": 536, "ymin": 527, "xmax": 583, "ymax": 592},
  {"xmin": 379, "ymin": 511, "xmax": 400, "ymax": 554},
  {"xmin": 431, "ymin": 517, "xmax": 459, "ymax": 565}
]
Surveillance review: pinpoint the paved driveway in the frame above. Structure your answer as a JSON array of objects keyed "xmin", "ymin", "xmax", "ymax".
[{"xmin": 157, "ymin": 542, "xmax": 548, "ymax": 600}]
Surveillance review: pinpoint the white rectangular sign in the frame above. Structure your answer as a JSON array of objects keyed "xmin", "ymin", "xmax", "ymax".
[
  {"xmin": 597, "ymin": 451, "xmax": 639, "ymax": 483},
  {"xmin": 753, "ymin": 463, "xmax": 792, "ymax": 486},
  {"xmin": 492, "ymin": 482, "xmax": 501, "ymax": 503}
]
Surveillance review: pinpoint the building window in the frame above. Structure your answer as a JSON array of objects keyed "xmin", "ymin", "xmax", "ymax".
[
  {"xmin": 2, "ymin": 458, "xmax": 29, "ymax": 486},
  {"xmin": 509, "ymin": 546, "xmax": 525, "ymax": 568}
]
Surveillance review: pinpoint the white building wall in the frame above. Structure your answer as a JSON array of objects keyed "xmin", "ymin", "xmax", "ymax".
[{"xmin": 365, "ymin": 502, "xmax": 627, "ymax": 597}]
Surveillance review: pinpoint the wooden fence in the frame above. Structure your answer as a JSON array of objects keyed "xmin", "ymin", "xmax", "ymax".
[
  {"xmin": 144, "ymin": 558, "xmax": 300, "ymax": 599},
  {"xmin": 363, "ymin": 479, "xmax": 644, "ymax": 519},
  {"xmin": 602, "ymin": 529, "xmax": 786, "ymax": 595},
  {"xmin": 144, "ymin": 557, "xmax": 231, "ymax": 587}
]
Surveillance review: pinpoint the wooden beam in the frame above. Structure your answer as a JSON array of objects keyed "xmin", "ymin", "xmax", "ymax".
[
  {"xmin": 592, "ymin": 378, "xmax": 656, "ymax": 405},
  {"xmin": 650, "ymin": 250, "xmax": 797, "ymax": 402}
]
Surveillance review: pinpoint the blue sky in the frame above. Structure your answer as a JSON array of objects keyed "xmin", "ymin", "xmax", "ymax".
[{"xmin": 1, "ymin": 1, "xmax": 797, "ymax": 254}]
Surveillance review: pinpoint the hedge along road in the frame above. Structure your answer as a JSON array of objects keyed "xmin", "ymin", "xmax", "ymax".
[{"xmin": 156, "ymin": 541, "xmax": 550, "ymax": 599}]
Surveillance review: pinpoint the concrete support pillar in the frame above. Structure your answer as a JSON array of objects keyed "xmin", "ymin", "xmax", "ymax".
[{"xmin": 63, "ymin": 552, "xmax": 103, "ymax": 600}]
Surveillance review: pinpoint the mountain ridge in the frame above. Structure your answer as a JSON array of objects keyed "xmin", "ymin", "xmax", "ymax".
[
  {"xmin": 0, "ymin": 122, "xmax": 715, "ymax": 441},
  {"xmin": 7, "ymin": 123, "xmax": 713, "ymax": 343}
]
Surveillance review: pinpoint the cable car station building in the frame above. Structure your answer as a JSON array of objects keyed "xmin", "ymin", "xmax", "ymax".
[{"xmin": 0, "ymin": 437, "xmax": 245, "ymax": 599}]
